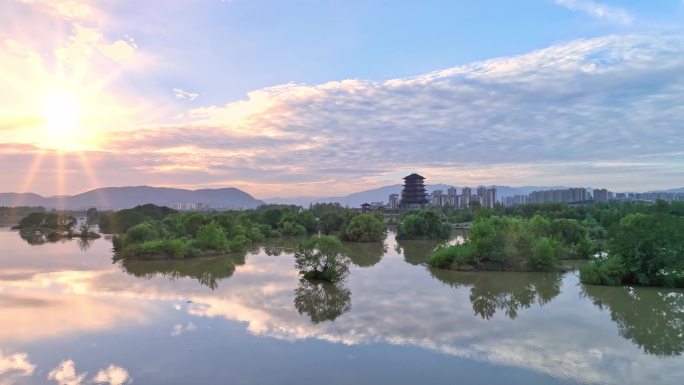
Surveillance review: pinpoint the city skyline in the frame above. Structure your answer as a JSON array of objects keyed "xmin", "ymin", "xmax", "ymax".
[{"xmin": 1, "ymin": 1, "xmax": 684, "ymax": 197}]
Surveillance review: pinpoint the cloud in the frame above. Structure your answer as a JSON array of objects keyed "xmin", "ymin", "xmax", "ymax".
[
  {"xmin": 93, "ymin": 365, "xmax": 130, "ymax": 385},
  {"xmin": 55, "ymin": 24, "xmax": 137, "ymax": 67},
  {"xmin": 0, "ymin": 350, "xmax": 35, "ymax": 378},
  {"xmin": 555, "ymin": 0, "xmax": 634, "ymax": 24},
  {"xmin": 20, "ymin": 0, "xmax": 96, "ymax": 21},
  {"xmin": 116, "ymin": 34, "xmax": 684, "ymax": 195},
  {"xmin": 47, "ymin": 360, "xmax": 86, "ymax": 385},
  {"xmin": 3, "ymin": 34, "xmax": 684, "ymax": 196},
  {"xmin": 173, "ymin": 88, "xmax": 199, "ymax": 101}
]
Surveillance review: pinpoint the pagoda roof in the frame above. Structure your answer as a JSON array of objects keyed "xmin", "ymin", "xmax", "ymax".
[{"xmin": 403, "ymin": 173, "xmax": 425, "ymax": 180}]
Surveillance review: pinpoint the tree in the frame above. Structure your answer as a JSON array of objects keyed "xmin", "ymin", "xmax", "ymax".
[
  {"xmin": 86, "ymin": 207, "xmax": 99, "ymax": 224},
  {"xmin": 319, "ymin": 212, "xmax": 345, "ymax": 234},
  {"xmin": 294, "ymin": 235, "xmax": 350, "ymax": 282},
  {"xmin": 341, "ymin": 213, "xmax": 385, "ymax": 242},
  {"xmin": 181, "ymin": 212, "xmax": 206, "ymax": 237}
]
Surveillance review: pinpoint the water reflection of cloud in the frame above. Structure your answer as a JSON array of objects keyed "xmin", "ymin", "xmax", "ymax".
[
  {"xmin": 48, "ymin": 360, "xmax": 86, "ymax": 385},
  {"xmin": 0, "ymin": 269, "xmax": 151, "ymax": 344},
  {"xmin": 93, "ymin": 364, "xmax": 130, "ymax": 385},
  {"xmin": 0, "ymin": 350, "xmax": 35, "ymax": 383},
  {"xmin": 2, "ymin": 234, "xmax": 684, "ymax": 384},
  {"xmin": 95, "ymin": 252, "xmax": 682, "ymax": 385},
  {"xmin": 46, "ymin": 360, "xmax": 131, "ymax": 385},
  {"xmin": 170, "ymin": 322, "xmax": 197, "ymax": 337}
]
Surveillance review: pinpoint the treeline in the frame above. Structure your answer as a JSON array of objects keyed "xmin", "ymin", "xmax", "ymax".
[
  {"xmin": 429, "ymin": 200, "xmax": 684, "ymax": 287},
  {"xmin": 0, "ymin": 206, "xmax": 46, "ymax": 222},
  {"xmin": 105, "ymin": 203, "xmax": 386, "ymax": 259}
]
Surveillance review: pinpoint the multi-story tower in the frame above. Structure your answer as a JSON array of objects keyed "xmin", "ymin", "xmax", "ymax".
[{"xmin": 400, "ymin": 173, "xmax": 429, "ymax": 207}]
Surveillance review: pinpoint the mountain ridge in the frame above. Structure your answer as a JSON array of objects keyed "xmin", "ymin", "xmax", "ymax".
[{"xmin": 0, "ymin": 186, "xmax": 264, "ymax": 210}]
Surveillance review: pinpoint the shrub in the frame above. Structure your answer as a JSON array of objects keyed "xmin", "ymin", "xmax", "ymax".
[
  {"xmin": 280, "ymin": 221, "xmax": 307, "ymax": 236},
  {"xmin": 428, "ymin": 243, "xmax": 476, "ymax": 268},
  {"xmin": 580, "ymin": 255, "xmax": 627, "ymax": 286},
  {"xmin": 228, "ymin": 234, "xmax": 248, "ymax": 252},
  {"xmin": 194, "ymin": 221, "xmax": 228, "ymax": 251},
  {"xmin": 529, "ymin": 237, "xmax": 559, "ymax": 271},
  {"xmin": 124, "ymin": 222, "xmax": 159, "ymax": 245}
]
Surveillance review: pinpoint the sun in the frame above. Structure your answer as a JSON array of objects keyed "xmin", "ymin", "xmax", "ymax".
[
  {"xmin": 42, "ymin": 90, "xmax": 80, "ymax": 135},
  {"xmin": 38, "ymin": 89, "xmax": 94, "ymax": 150}
]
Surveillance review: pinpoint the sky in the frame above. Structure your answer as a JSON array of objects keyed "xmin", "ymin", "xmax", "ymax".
[{"xmin": 1, "ymin": 0, "xmax": 683, "ymax": 198}]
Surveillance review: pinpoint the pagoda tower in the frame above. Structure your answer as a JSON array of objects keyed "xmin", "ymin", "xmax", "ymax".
[{"xmin": 400, "ymin": 173, "xmax": 428, "ymax": 207}]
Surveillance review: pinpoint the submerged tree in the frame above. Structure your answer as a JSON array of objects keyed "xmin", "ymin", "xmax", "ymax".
[{"xmin": 294, "ymin": 235, "xmax": 350, "ymax": 282}]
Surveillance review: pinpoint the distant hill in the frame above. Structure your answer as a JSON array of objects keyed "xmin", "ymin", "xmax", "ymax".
[
  {"xmin": 264, "ymin": 184, "xmax": 571, "ymax": 207},
  {"xmin": 648, "ymin": 187, "xmax": 684, "ymax": 194},
  {"xmin": 0, "ymin": 186, "xmax": 264, "ymax": 210}
]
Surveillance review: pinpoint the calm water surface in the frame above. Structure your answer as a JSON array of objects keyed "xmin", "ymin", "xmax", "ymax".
[{"xmin": 1, "ymin": 228, "xmax": 683, "ymax": 384}]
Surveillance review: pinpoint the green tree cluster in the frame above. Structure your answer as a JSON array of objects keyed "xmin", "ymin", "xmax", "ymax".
[
  {"xmin": 396, "ymin": 210, "xmax": 451, "ymax": 240},
  {"xmin": 340, "ymin": 213, "xmax": 385, "ymax": 242},
  {"xmin": 429, "ymin": 214, "xmax": 593, "ymax": 271},
  {"xmin": 580, "ymin": 212, "xmax": 684, "ymax": 287}
]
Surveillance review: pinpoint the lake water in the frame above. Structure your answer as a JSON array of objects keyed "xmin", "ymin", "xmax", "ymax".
[{"xmin": 1, "ymin": 228, "xmax": 683, "ymax": 385}]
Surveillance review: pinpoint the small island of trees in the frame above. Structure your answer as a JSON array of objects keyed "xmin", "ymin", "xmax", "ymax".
[
  {"xmin": 427, "ymin": 200, "xmax": 684, "ymax": 288},
  {"xmin": 100, "ymin": 203, "xmax": 387, "ymax": 260},
  {"xmin": 15, "ymin": 211, "xmax": 100, "ymax": 244}
]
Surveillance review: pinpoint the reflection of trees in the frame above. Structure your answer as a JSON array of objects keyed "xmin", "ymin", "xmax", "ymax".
[
  {"xmin": 429, "ymin": 268, "xmax": 562, "ymax": 320},
  {"xmin": 120, "ymin": 253, "xmax": 246, "ymax": 290},
  {"xmin": 582, "ymin": 285, "xmax": 684, "ymax": 356},
  {"xmin": 19, "ymin": 229, "xmax": 47, "ymax": 245},
  {"xmin": 344, "ymin": 242, "xmax": 386, "ymax": 267},
  {"xmin": 395, "ymin": 239, "xmax": 444, "ymax": 265},
  {"xmin": 77, "ymin": 238, "xmax": 93, "ymax": 251},
  {"xmin": 262, "ymin": 237, "xmax": 305, "ymax": 256},
  {"xmin": 294, "ymin": 279, "xmax": 351, "ymax": 324}
]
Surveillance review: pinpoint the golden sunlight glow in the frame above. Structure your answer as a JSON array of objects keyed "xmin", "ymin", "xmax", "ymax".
[
  {"xmin": 37, "ymin": 89, "xmax": 98, "ymax": 151},
  {"xmin": 42, "ymin": 90, "xmax": 80, "ymax": 135}
]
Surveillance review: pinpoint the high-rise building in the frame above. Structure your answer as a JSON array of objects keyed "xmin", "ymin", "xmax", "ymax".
[
  {"xmin": 400, "ymin": 173, "xmax": 428, "ymax": 207},
  {"xmin": 460, "ymin": 187, "xmax": 472, "ymax": 208},
  {"xmin": 528, "ymin": 188, "xmax": 589, "ymax": 204},
  {"xmin": 503, "ymin": 195, "xmax": 527, "ymax": 207},
  {"xmin": 388, "ymin": 194, "xmax": 399, "ymax": 209},
  {"xmin": 476, "ymin": 186, "xmax": 486, "ymax": 201},
  {"xmin": 593, "ymin": 188, "xmax": 609, "ymax": 202},
  {"xmin": 447, "ymin": 186, "xmax": 458, "ymax": 206},
  {"xmin": 484, "ymin": 188, "xmax": 497, "ymax": 208}
]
